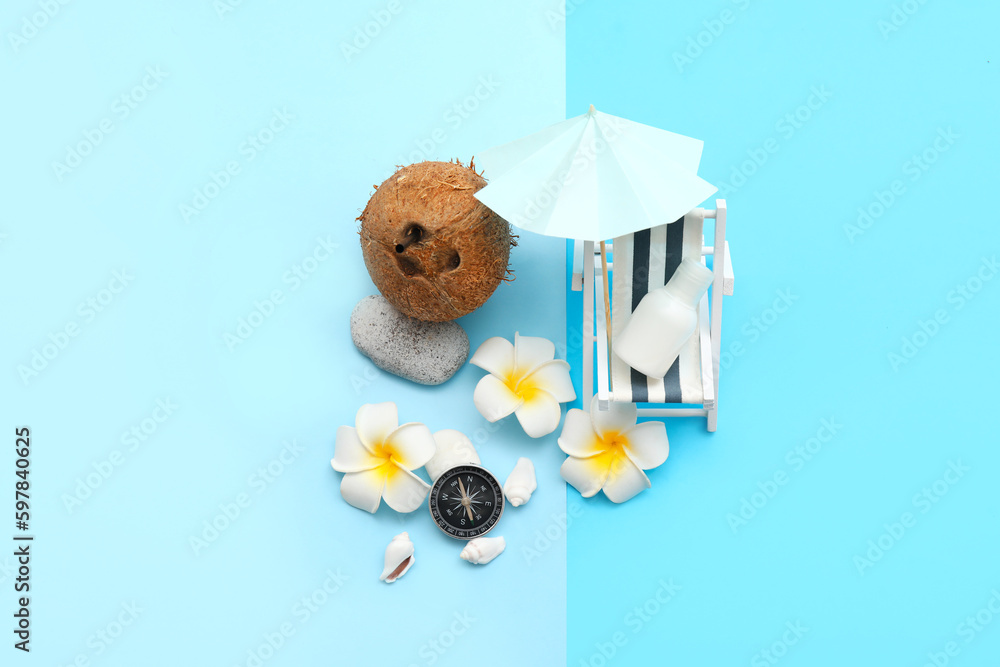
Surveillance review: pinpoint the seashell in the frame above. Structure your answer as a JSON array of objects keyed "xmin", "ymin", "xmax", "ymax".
[
  {"xmin": 379, "ymin": 532, "xmax": 415, "ymax": 583},
  {"xmin": 460, "ymin": 536, "xmax": 506, "ymax": 565},
  {"xmin": 425, "ymin": 430, "xmax": 481, "ymax": 481},
  {"xmin": 503, "ymin": 457, "xmax": 536, "ymax": 507}
]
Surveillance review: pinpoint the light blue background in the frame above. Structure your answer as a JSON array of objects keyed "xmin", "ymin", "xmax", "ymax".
[
  {"xmin": 4, "ymin": 1, "xmax": 999, "ymax": 666},
  {"xmin": 2, "ymin": 2, "xmax": 566, "ymax": 666},
  {"xmin": 567, "ymin": 1, "xmax": 1000, "ymax": 666}
]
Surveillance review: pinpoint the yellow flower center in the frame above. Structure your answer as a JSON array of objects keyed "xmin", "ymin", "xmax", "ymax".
[
  {"xmin": 506, "ymin": 370, "xmax": 540, "ymax": 402},
  {"xmin": 597, "ymin": 432, "xmax": 631, "ymax": 481},
  {"xmin": 379, "ymin": 460, "xmax": 403, "ymax": 483},
  {"xmin": 604, "ymin": 432, "xmax": 628, "ymax": 452},
  {"xmin": 369, "ymin": 442, "xmax": 392, "ymax": 462},
  {"xmin": 366, "ymin": 444, "xmax": 403, "ymax": 483}
]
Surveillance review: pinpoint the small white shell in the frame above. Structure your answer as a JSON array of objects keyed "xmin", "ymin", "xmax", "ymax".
[
  {"xmin": 460, "ymin": 536, "xmax": 506, "ymax": 565},
  {"xmin": 503, "ymin": 457, "xmax": 536, "ymax": 507},
  {"xmin": 379, "ymin": 532, "xmax": 415, "ymax": 583},
  {"xmin": 425, "ymin": 430, "xmax": 481, "ymax": 481}
]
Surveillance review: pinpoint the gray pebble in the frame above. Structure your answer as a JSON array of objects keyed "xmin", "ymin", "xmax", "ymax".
[{"xmin": 350, "ymin": 295, "xmax": 469, "ymax": 385}]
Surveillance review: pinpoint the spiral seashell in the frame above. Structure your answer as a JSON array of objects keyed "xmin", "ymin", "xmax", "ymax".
[
  {"xmin": 503, "ymin": 457, "xmax": 536, "ymax": 507},
  {"xmin": 460, "ymin": 536, "xmax": 506, "ymax": 565},
  {"xmin": 379, "ymin": 532, "xmax": 415, "ymax": 583}
]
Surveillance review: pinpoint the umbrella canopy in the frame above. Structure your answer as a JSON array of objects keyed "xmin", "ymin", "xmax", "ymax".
[{"xmin": 473, "ymin": 106, "xmax": 717, "ymax": 242}]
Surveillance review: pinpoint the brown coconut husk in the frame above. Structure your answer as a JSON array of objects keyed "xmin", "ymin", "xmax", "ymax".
[{"xmin": 358, "ymin": 159, "xmax": 516, "ymax": 322}]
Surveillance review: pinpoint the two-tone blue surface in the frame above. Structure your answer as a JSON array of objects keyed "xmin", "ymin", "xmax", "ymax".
[
  {"xmin": 4, "ymin": 1, "xmax": 998, "ymax": 665},
  {"xmin": 567, "ymin": 2, "xmax": 1000, "ymax": 665}
]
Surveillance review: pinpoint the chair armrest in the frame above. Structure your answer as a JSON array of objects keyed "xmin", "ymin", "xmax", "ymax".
[
  {"xmin": 723, "ymin": 240, "xmax": 734, "ymax": 296},
  {"xmin": 698, "ymin": 293, "xmax": 715, "ymax": 408}
]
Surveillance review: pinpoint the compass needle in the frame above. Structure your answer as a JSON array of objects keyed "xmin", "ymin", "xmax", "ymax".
[{"xmin": 428, "ymin": 465, "xmax": 505, "ymax": 540}]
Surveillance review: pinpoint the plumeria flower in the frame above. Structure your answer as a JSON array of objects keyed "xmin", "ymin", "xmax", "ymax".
[
  {"xmin": 558, "ymin": 395, "xmax": 668, "ymax": 503},
  {"xmin": 331, "ymin": 402, "xmax": 435, "ymax": 513},
  {"xmin": 470, "ymin": 332, "xmax": 576, "ymax": 438}
]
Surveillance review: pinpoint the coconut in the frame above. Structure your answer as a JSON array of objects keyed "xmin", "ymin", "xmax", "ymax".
[{"xmin": 358, "ymin": 159, "xmax": 514, "ymax": 322}]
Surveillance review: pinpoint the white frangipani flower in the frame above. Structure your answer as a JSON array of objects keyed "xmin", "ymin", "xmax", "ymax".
[
  {"xmin": 470, "ymin": 332, "xmax": 576, "ymax": 438},
  {"xmin": 331, "ymin": 402, "xmax": 435, "ymax": 513},
  {"xmin": 558, "ymin": 395, "xmax": 669, "ymax": 503}
]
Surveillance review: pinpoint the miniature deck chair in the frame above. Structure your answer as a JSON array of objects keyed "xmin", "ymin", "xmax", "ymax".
[{"xmin": 572, "ymin": 200, "xmax": 734, "ymax": 431}]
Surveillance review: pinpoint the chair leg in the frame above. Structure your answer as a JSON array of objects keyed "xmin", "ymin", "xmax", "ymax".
[
  {"xmin": 707, "ymin": 406, "xmax": 717, "ymax": 432},
  {"xmin": 582, "ymin": 241, "xmax": 595, "ymax": 404}
]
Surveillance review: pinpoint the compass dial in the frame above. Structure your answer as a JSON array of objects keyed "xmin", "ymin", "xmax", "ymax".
[{"xmin": 428, "ymin": 464, "xmax": 504, "ymax": 539}]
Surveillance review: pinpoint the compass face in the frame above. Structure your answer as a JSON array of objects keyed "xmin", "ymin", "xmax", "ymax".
[{"xmin": 428, "ymin": 464, "xmax": 504, "ymax": 540}]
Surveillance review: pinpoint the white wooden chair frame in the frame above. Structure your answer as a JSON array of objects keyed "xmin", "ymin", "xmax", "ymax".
[{"xmin": 572, "ymin": 199, "xmax": 734, "ymax": 431}]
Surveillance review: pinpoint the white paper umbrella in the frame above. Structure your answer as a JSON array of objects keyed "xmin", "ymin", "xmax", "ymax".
[{"xmin": 473, "ymin": 106, "xmax": 717, "ymax": 242}]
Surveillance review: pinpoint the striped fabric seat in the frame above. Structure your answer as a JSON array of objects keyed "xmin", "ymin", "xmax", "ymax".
[{"xmin": 610, "ymin": 210, "xmax": 706, "ymax": 404}]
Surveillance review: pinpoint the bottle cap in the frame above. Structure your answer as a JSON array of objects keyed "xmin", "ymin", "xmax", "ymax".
[{"xmin": 667, "ymin": 258, "xmax": 714, "ymax": 304}]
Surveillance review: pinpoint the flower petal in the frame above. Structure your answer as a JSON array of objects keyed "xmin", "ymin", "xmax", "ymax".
[
  {"xmin": 623, "ymin": 421, "xmax": 669, "ymax": 470},
  {"xmin": 470, "ymin": 337, "xmax": 515, "ymax": 378},
  {"xmin": 384, "ymin": 422, "xmax": 436, "ymax": 470},
  {"xmin": 382, "ymin": 463, "xmax": 431, "ymax": 513},
  {"xmin": 601, "ymin": 451, "xmax": 651, "ymax": 503},
  {"xmin": 521, "ymin": 360, "xmax": 576, "ymax": 404},
  {"xmin": 589, "ymin": 394, "xmax": 638, "ymax": 439},
  {"xmin": 560, "ymin": 451, "xmax": 615, "ymax": 498},
  {"xmin": 473, "ymin": 374, "xmax": 523, "ymax": 422},
  {"xmin": 513, "ymin": 332, "xmax": 556, "ymax": 377},
  {"xmin": 558, "ymin": 409, "xmax": 608, "ymax": 458},
  {"xmin": 331, "ymin": 426, "xmax": 383, "ymax": 472},
  {"xmin": 514, "ymin": 389, "xmax": 562, "ymax": 438},
  {"xmin": 339, "ymin": 467, "xmax": 386, "ymax": 513},
  {"xmin": 355, "ymin": 402, "xmax": 399, "ymax": 451}
]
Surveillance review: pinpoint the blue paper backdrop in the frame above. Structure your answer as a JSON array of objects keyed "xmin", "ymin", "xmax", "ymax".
[{"xmin": 566, "ymin": 2, "xmax": 1000, "ymax": 666}]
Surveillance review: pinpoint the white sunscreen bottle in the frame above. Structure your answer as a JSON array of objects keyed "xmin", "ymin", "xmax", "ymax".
[{"xmin": 613, "ymin": 258, "xmax": 714, "ymax": 378}]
